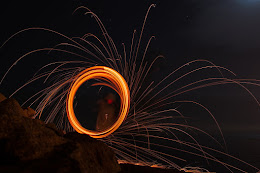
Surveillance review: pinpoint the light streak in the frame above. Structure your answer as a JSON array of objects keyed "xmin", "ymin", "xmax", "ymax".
[
  {"xmin": 1, "ymin": 4, "xmax": 260, "ymax": 173},
  {"xmin": 66, "ymin": 66, "xmax": 130, "ymax": 138}
]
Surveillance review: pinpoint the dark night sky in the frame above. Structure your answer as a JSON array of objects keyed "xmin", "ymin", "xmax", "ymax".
[{"xmin": 0, "ymin": 0, "xmax": 260, "ymax": 169}]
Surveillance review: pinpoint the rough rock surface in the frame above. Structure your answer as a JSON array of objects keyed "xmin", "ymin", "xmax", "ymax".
[
  {"xmin": 0, "ymin": 94, "xmax": 120, "ymax": 173},
  {"xmin": 0, "ymin": 93, "xmax": 6, "ymax": 103},
  {"xmin": 22, "ymin": 107, "xmax": 36, "ymax": 118},
  {"xmin": 0, "ymin": 93, "xmax": 185, "ymax": 173}
]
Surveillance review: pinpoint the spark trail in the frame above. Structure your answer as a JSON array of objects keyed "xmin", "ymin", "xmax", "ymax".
[{"xmin": 1, "ymin": 4, "xmax": 260, "ymax": 173}]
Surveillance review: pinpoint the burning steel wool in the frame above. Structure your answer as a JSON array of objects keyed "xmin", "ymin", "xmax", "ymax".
[
  {"xmin": 1, "ymin": 4, "xmax": 260, "ymax": 173},
  {"xmin": 66, "ymin": 66, "xmax": 130, "ymax": 138}
]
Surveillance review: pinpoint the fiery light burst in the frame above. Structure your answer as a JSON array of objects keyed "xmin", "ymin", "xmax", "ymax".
[
  {"xmin": 66, "ymin": 66, "xmax": 130, "ymax": 138},
  {"xmin": 1, "ymin": 4, "xmax": 260, "ymax": 173}
]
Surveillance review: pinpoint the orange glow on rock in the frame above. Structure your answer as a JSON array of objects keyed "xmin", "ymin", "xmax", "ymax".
[{"xmin": 66, "ymin": 66, "xmax": 130, "ymax": 138}]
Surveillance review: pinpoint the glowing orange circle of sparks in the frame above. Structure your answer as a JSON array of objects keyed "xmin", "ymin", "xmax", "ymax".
[{"xmin": 66, "ymin": 66, "xmax": 130, "ymax": 138}]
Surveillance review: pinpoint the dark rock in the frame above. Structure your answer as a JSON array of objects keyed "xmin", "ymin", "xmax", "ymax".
[
  {"xmin": 0, "ymin": 96, "xmax": 121, "ymax": 173},
  {"xmin": 0, "ymin": 94, "xmax": 184, "ymax": 173},
  {"xmin": 46, "ymin": 122, "xmax": 65, "ymax": 137},
  {"xmin": 0, "ymin": 98, "xmax": 25, "ymax": 117},
  {"xmin": 0, "ymin": 93, "xmax": 6, "ymax": 103},
  {"xmin": 22, "ymin": 107, "xmax": 36, "ymax": 118},
  {"xmin": 65, "ymin": 133, "xmax": 121, "ymax": 173}
]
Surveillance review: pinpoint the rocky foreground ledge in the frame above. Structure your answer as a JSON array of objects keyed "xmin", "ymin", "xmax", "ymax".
[{"xmin": 0, "ymin": 93, "xmax": 183, "ymax": 173}]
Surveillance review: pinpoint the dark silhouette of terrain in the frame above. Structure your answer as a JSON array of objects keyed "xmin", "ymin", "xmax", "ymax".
[{"xmin": 0, "ymin": 93, "xmax": 184, "ymax": 173}]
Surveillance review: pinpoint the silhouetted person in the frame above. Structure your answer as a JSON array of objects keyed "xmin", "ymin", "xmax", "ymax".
[{"xmin": 96, "ymin": 93, "xmax": 119, "ymax": 131}]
